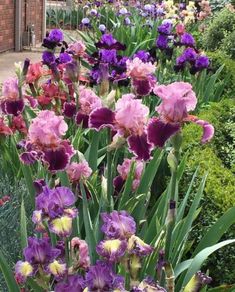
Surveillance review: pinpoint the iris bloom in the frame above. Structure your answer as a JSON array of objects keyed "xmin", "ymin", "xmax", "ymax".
[
  {"xmin": 96, "ymin": 239, "xmax": 127, "ymax": 262},
  {"xmin": 89, "ymin": 93, "xmax": 152, "ymax": 160},
  {"xmin": 147, "ymin": 82, "xmax": 214, "ymax": 148},
  {"xmin": 23, "ymin": 237, "xmax": 61, "ymax": 268},
  {"xmin": 34, "ymin": 185, "xmax": 78, "ymax": 237},
  {"xmin": 55, "ymin": 274, "xmax": 85, "ymax": 292},
  {"xmin": 126, "ymin": 57, "xmax": 156, "ymax": 96},
  {"xmin": 101, "ymin": 210, "xmax": 136, "ymax": 239},
  {"xmin": 20, "ymin": 110, "xmax": 74, "ymax": 172},
  {"xmin": 85, "ymin": 261, "xmax": 125, "ymax": 291},
  {"xmin": 0, "ymin": 77, "xmax": 24, "ymax": 116},
  {"xmin": 67, "ymin": 160, "xmax": 92, "ymax": 183},
  {"xmin": 47, "ymin": 260, "xmax": 67, "ymax": 280},
  {"xmin": 184, "ymin": 271, "xmax": 212, "ymax": 292},
  {"xmin": 14, "ymin": 261, "xmax": 34, "ymax": 284}
]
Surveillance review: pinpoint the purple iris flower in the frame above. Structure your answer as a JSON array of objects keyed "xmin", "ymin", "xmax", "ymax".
[
  {"xmin": 181, "ymin": 33, "xmax": 195, "ymax": 47},
  {"xmin": 81, "ymin": 18, "xmax": 90, "ymax": 26},
  {"xmin": 158, "ymin": 22, "xmax": 173, "ymax": 35},
  {"xmin": 42, "ymin": 29, "xmax": 63, "ymax": 50},
  {"xmin": 195, "ymin": 56, "xmax": 210, "ymax": 70},
  {"xmin": 156, "ymin": 35, "xmax": 169, "ymax": 50},
  {"xmin": 174, "ymin": 55, "xmax": 186, "ymax": 72},
  {"xmin": 133, "ymin": 50, "xmax": 151, "ymax": 63},
  {"xmin": 36, "ymin": 185, "xmax": 75, "ymax": 218},
  {"xmin": 86, "ymin": 261, "xmax": 125, "ymax": 291},
  {"xmin": 42, "ymin": 51, "xmax": 56, "ymax": 65},
  {"xmin": 183, "ymin": 48, "xmax": 197, "ymax": 62},
  {"xmin": 55, "ymin": 275, "xmax": 85, "ymax": 292},
  {"xmin": 59, "ymin": 52, "xmax": 72, "ymax": 64},
  {"xmin": 100, "ymin": 49, "xmax": 117, "ymax": 64},
  {"xmin": 124, "ymin": 17, "xmax": 131, "ymax": 26},
  {"xmin": 23, "ymin": 237, "xmax": 61, "ymax": 266},
  {"xmin": 96, "ymin": 34, "xmax": 126, "ymax": 51},
  {"xmin": 98, "ymin": 24, "xmax": 106, "ymax": 33},
  {"xmin": 48, "ymin": 29, "xmax": 64, "ymax": 43},
  {"xmin": 101, "ymin": 210, "xmax": 136, "ymax": 239}
]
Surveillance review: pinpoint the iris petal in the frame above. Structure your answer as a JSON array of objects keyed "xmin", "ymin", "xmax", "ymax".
[
  {"xmin": 127, "ymin": 133, "xmax": 152, "ymax": 161},
  {"xmin": 147, "ymin": 118, "xmax": 180, "ymax": 147},
  {"xmin": 89, "ymin": 107, "xmax": 115, "ymax": 130}
]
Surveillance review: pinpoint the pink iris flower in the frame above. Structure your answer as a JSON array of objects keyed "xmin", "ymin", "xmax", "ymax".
[
  {"xmin": 89, "ymin": 93, "xmax": 152, "ymax": 160},
  {"xmin": 147, "ymin": 82, "xmax": 214, "ymax": 147},
  {"xmin": 126, "ymin": 57, "xmax": 156, "ymax": 96}
]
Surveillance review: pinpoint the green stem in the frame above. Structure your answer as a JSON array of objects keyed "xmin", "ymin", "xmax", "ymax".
[
  {"xmin": 65, "ymin": 238, "xmax": 70, "ymax": 266},
  {"xmin": 165, "ymin": 134, "xmax": 182, "ymax": 261},
  {"xmin": 106, "ymin": 130, "xmax": 113, "ymax": 212}
]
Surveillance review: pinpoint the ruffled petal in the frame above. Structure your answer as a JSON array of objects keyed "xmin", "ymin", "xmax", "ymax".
[
  {"xmin": 132, "ymin": 79, "xmax": 152, "ymax": 96},
  {"xmin": 20, "ymin": 151, "xmax": 38, "ymax": 165},
  {"xmin": 113, "ymin": 176, "xmax": 125, "ymax": 195},
  {"xmin": 3, "ymin": 99, "xmax": 25, "ymax": 116},
  {"xmin": 147, "ymin": 118, "xmax": 180, "ymax": 147},
  {"xmin": 127, "ymin": 133, "xmax": 152, "ymax": 161},
  {"xmin": 89, "ymin": 107, "xmax": 115, "ymax": 130},
  {"xmin": 192, "ymin": 119, "xmax": 214, "ymax": 144},
  {"xmin": 63, "ymin": 102, "xmax": 77, "ymax": 118},
  {"xmin": 75, "ymin": 112, "xmax": 89, "ymax": 128},
  {"xmin": 43, "ymin": 147, "xmax": 70, "ymax": 172}
]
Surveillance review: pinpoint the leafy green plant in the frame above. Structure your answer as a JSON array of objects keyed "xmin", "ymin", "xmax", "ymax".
[{"xmin": 202, "ymin": 8, "xmax": 235, "ymax": 58}]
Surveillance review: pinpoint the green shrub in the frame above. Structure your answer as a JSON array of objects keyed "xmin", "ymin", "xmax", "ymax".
[
  {"xmin": 207, "ymin": 51, "xmax": 235, "ymax": 96},
  {"xmin": 202, "ymin": 8, "xmax": 235, "ymax": 58},
  {"xmin": 180, "ymin": 99, "xmax": 235, "ymax": 285},
  {"xmin": 220, "ymin": 30, "xmax": 235, "ymax": 60}
]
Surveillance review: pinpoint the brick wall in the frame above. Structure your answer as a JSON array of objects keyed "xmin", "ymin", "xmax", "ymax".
[
  {"xmin": 0, "ymin": 0, "xmax": 15, "ymax": 52},
  {"xmin": 0, "ymin": 0, "xmax": 45, "ymax": 52}
]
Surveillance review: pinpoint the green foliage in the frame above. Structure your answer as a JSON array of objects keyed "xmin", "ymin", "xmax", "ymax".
[
  {"xmin": 210, "ymin": 0, "xmax": 231, "ymax": 12},
  {"xmin": 220, "ymin": 30, "xmax": 235, "ymax": 60},
  {"xmin": 180, "ymin": 99, "xmax": 235, "ymax": 285},
  {"xmin": 207, "ymin": 51, "xmax": 235, "ymax": 96},
  {"xmin": 202, "ymin": 8, "xmax": 235, "ymax": 59},
  {"xmin": 0, "ymin": 175, "xmax": 33, "ymax": 291}
]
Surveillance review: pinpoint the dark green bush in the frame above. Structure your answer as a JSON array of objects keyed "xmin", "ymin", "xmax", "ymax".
[
  {"xmin": 207, "ymin": 51, "xmax": 235, "ymax": 96},
  {"xmin": 180, "ymin": 99, "xmax": 235, "ymax": 285},
  {"xmin": 202, "ymin": 8, "xmax": 235, "ymax": 58},
  {"xmin": 0, "ymin": 175, "xmax": 33, "ymax": 291}
]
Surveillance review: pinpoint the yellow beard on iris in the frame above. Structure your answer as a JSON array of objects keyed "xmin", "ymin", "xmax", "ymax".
[
  {"xmin": 19, "ymin": 261, "xmax": 33, "ymax": 277},
  {"xmin": 103, "ymin": 239, "xmax": 122, "ymax": 253},
  {"xmin": 50, "ymin": 215, "xmax": 72, "ymax": 237},
  {"xmin": 48, "ymin": 260, "xmax": 66, "ymax": 277}
]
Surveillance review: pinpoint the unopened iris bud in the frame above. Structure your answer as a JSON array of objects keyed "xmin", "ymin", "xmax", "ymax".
[
  {"xmin": 23, "ymin": 58, "xmax": 30, "ymax": 77},
  {"xmin": 127, "ymin": 235, "xmax": 153, "ymax": 257},
  {"xmin": 65, "ymin": 61, "xmax": 78, "ymax": 83},
  {"xmin": 71, "ymin": 237, "xmax": 90, "ymax": 270},
  {"xmin": 184, "ymin": 271, "xmax": 212, "ymax": 292}
]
